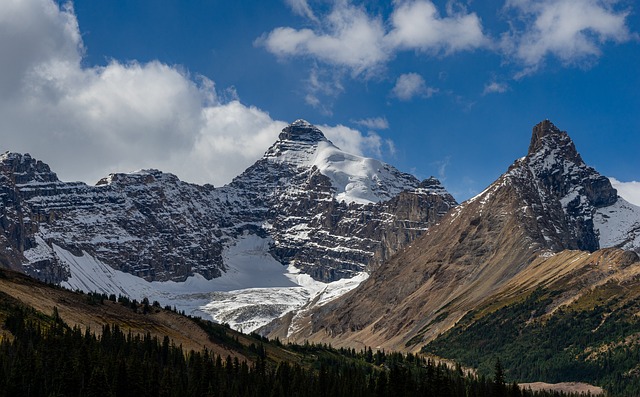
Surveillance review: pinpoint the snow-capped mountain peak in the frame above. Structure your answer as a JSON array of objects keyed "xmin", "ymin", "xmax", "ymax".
[
  {"xmin": 0, "ymin": 119, "xmax": 458, "ymax": 332},
  {"xmin": 261, "ymin": 120, "xmax": 425, "ymax": 204},
  {"xmin": 278, "ymin": 119, "xmax": 327, "ymax": 143}
]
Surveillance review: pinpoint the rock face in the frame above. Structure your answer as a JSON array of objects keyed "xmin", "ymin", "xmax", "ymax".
[
  {"xmin": 522, "ymin": 120, "xmax": 617, "ymax": 251},
  {"xmin": 1, "ymin": 152, "xmax": 225, "ymax": 283},
  {"xmin": 0, "ymin": 120, "xmax": 456, "ymax": 285},
  {"xmin": 274, "ymin": 120, "xmax": 640, "ymax": 351},
  {"xmin": 220, "ymin": 121, "xmax": 455, "ymax": 281}
]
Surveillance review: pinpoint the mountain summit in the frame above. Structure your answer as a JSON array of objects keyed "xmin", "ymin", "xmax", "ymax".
[
  {"xmin": 511, "ymin": 119, "xmax": 618, "ymax": 251},
  {"xmin": 528, "ymin": 119, "xmax": 576, "ymax": 155},
  {"xmin": 278, "ymin": 119, "xmax": 327, "ymax": 143}
]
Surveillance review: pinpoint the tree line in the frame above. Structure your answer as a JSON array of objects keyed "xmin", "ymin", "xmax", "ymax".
[{"xmin": 0, "ymin": 300, "xmax": 599, "ymax": 396}]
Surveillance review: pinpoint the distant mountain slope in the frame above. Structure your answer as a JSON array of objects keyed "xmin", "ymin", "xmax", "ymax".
[{"xmin": 274, "ymin": 120, "xmax": 640, "ymax": 354}]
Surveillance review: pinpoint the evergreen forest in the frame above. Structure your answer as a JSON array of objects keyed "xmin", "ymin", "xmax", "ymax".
[{"xmin": 0, "ymin": 291, "xmax": 599, "ymax": 397}]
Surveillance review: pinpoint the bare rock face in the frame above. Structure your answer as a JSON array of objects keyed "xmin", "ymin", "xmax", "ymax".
[
  {"xmin": 277, "ymin": 120, "xmax": 640, "ymax": 351},
  {"xmin": 0, "ymin": 151, "xmax": 225, "ymax": 283},
  {"xmin": 522, "ymin": 120, "xmax": 617, "ymax": 251},
  {"xmin": 0, "ymin": 120, "xmax": 456, "ymax": 285},
  {"xmin": 0, "ymin": 153, "xmax": 66, "ymax": 281}
]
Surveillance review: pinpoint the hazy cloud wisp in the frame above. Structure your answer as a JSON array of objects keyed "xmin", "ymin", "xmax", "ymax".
[
  {"xmin": 392, "ymin": 73, "xmax": 437, "ymax": 101},
  {"xmin": 503, "ymin": 0, "xmax": 633, "ymax": 74}
]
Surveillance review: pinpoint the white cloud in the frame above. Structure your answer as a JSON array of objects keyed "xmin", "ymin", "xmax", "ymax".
[
  {"xmin": 391, "ymin": 73, "xmax": 437, "ymax": 100},
  {"xmin": 258, "ymin": 3, "xmax": 389, "ymax": 76},
  {"xmin": 354, "ymin": 117, "xmax": 389, "ymax": 130},
  {"xmin": 0, "ymin": 0, "xmax": 380, "ymax": 187},
  {"xmin": 260, "ymin": 0, "xmax": 636, "ymax": 94},
  {"xmin": 503, "ymin": 0, "xmax": 633, "ymax": 72},
  {"xmin": 609, "ymin": 178, "xmax": 640, "ymax": 207},
  {"xmin": 258, "ymin": 1, "xmax": 488, "ymax": 76},
  {"xmin": 387, "ymin": 0, "xmax": 488, "ymax": 53},
  {"xmin": 320, "ymin": 124, "xmax": 383, "ymax": 158},
  {"xmin": 483, "ymin": 81, "xmax": 509, "ymax": 94}
]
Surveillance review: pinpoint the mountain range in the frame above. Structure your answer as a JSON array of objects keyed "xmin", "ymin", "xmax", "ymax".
[
  {"xmin": 2, "ymin": 118, "xmax": 640, "ymax": 392},
  {"xmin": 0, "ymin": 119, "xmax": 455, "ymax": 331},
  {"xmin": 266, "ymin": 120, "xmax": 640, "ymax": 347}
]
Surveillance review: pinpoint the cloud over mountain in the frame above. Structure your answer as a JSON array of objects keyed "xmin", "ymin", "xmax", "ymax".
[{"xmin": 0, "ymin": 0, "xmax": 380, "ymax": 186}]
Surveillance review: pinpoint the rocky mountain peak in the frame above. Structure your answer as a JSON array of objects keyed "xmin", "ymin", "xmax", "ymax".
[
  {"xmin": 278, "ymin": 119, "xmax": 327, "ymax": 143},
  {"xmin": 503, "ymin": 121, "xmax": 618, "ymax": 252},
  {"xmin": 0, "ymin": 151, "xmax": 59, "ymax": 184},
  {"xmin": 521, "ymin": 120, "xmax": 617, "ymax": 210},
  {"xmin": 527, "ymin": 119, "xmax": 581, "ymax": 162}
]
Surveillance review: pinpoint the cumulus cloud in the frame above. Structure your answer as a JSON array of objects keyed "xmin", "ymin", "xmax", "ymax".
[
  {"xmin": 258, "ymin": 1, "xmax": 488, "ymax": 76},
  {"xmin": 609, "ymin": 178, "xmax": 640, "ymax": 207},
  {"xmin": 354, "ymin": 117, "xmax": 389, "ymax": 130},
  {"xmin": 391, "ymin": 73, "xmax": 437, "ymax": 100},
  {"xmin": 387, "ymin": 0, "xmax": 488, "ymax": 53},
  {"xmin": 0, "ymin": 0, "xmax": 379, "ymax": 186},
  {"xmin": 503, "ymin": 0, "xmax": 633, "ymax": 73},
  {"xmin": 259, "ymin": 0, "xmax": 635, "ymax": 96},
  {"xmin": 320, "ymin": 124, "xmax": 383, "ymax": 158},
  {"xmin": 258, "ymin": 3, "xmax": 388, "ymax": 76},
  {"xmin": 256, "ymin": 1, "xmax": 488, "ymax": 110}
]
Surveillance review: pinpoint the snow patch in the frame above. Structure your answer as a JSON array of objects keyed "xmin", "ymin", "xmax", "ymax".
[
  {"xmin": 594, "ymin": 197, "xmax": 640, "ymax": 251},
  {"xmin": 58, "ymin": 233, "xmax": 367, "ymax": 333}
]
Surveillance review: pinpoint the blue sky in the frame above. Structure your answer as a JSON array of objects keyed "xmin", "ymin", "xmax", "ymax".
[{"xmin": 1, "ymin": 0, "xmax": 638, "ymax": 202}]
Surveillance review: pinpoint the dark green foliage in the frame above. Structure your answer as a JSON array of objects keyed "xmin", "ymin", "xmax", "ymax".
[
  {"xmin": 0, "ymin": 295, "xmax": 594, "ymax": 397},
  {"xmin": 423, "ymin": 288, "xmax": 640, "ymax": 396}
]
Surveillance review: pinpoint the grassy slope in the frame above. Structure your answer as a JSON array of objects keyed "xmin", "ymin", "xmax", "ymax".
[
  {"xmin": 0, "ymin": 268, "xmax": 307, "ymax": 365},
  {"xmin": 421, "ymin": 250, "xmax": 640, "ymax": 396}
]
